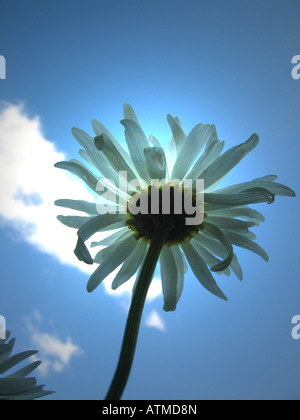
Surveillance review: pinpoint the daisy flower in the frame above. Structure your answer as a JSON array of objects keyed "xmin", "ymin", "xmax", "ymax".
[
  {"xmin": 55, "ymin": 104, "xmax": 295, "ymax": 399},
  {"xmin": 0, "ymin": 331, "xmax": 53, "ymax": 400}
]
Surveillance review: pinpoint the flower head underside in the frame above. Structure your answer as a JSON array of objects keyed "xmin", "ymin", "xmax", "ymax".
[{"xmin": 55, "ymin": 104, "xmax": 295, "ymax": 312}]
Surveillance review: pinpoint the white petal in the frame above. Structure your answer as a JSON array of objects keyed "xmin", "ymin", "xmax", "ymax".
[
  {"xmin": 91, "ymin": 118, "xmax": 133, "ymax": 168},
  {"xmin": 71, "ymin": 127, "xmax": 118, "ymax": 181},
  {"xmin": 121, "ymin": 118, "xmax": 150, "ymax": 182},
  {"xmin": 204, "ymin": 188, "xmax": 275, "ymax": 210},
  {"xmin": 74, "ymin": 213, "xmax": 127, "ymax": 263},
  {"xmin": 170, "ymin": 245, "xmax": 185, "ymax": 303},
  {"xmin": 225, "ymin": 231, "xmax": 269, "ymax": 261},
  {"xmin": 149, "ymin": 136, "xmax": 169, "ymax": 180},
  {"xmin": 165, "ymin": 135, "xmax": 177, "ymax": 178},
  {"xmin": 55, "ymin": 199, "xmax": 98, "ymax": 215},
  {"xmin": 166, "ymin": 114, "xmax": 186, "ymax": 154},
  {"xmin": 94, "ymin": 133, "xmax": 137, "ymax": 182},
  {"xmin": 197, "ymin": 133, "xmax": 259, "ymax": 189},
  {"xmin": 98, "ymin": 175, "xmax": 131, "ymax": 203},
  {"xmin": 186, "ymin": 139, "xmax": 224, "ymax": 181},
  {"xmin": 90, "ymin": 228, "xmax": 128, "ymax": 247},
  {"xmin": 93, "ymin": 230, "xmax": 133, "ymax": 263},
  {"xmin": 207, "ymin": 206, "xmax": 265, "ymax": 225},
  {"xmin": 144, "ymin": 147, "xmax": 167, "ymax": 180},
  {"xmin": 0, "ymin": 377, "xmax": 38, "ymax": 396},
  {"xmin": 202, "ymin": 222, "xmax": 234, "ymax": 272},
  {"xmin": 54, "ymin": 160, "xmax": 99, "ymax": 193},
  {"xmin": 191, "ymin": 240, "xmax": 231, "ymax": 276},
  {"xmin": 194, "ymin": 232, "xmax": 243, "ymax": 280},
  {"xmin": 148, "ymin": 134, "xmax": 162, "ymax": 148},
  {"xmin": 171, "ymin": 124, "xmax": 212, "ymax": 180},
  {"xmin": 231, "ymin": 254, "xmax": 243, "ymax": 280},
  {"xmin": 87, "ymin": 234, "xmax": 138, "ymax": 292},
  {"xmin": 57, "ymin": 215, "xmax": 93, "ymax": 229},
  {"xmin": 205, "ymin": 216, "xmax": 255, "ymax": 233},
  {"xmin": 239, "ymin": 230, "xmax": 257, "ymax": 240},
  {"xmin": 112, "ymin": 239, "xmax": 148, "ymax": 289},
  {"xmin": 253, "ymin": 175, "xmax": 278, "ymax": 182},
  {"xmin": 78, "ymin": 148, "xmax": 94, "ymax": 166},
  {"xmin": 78, "ymin": 214, "xmax": 127, "ymax": 241},
  {"xmin": 215, "ymin": 179, "xmax": 295, "ymax": 197},
  {"xmin": 61, "ymin": 158, "xmax": 128, "ymax": 204},
  {"xmin": 7, "ymin": 360, "xmax": 41, "ymax": 379},
  {"xmin": 123, "ymin": 103, "xmax": 140, "ymax": 123},
  {"xmin": 0, "ymin": 349, "xmax": 38, "ymax": 375},
  {"xmin": 181, "ymin": 242, "xmax": 228, "ymax": 300}
]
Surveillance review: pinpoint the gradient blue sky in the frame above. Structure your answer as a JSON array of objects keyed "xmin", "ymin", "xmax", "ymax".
[{"xmin": 0, "ymin": 0, "xmax": 299, "ymax": 400}]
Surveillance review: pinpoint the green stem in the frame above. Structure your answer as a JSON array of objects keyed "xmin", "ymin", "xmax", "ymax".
[{"xmin": 105, "ymin": 217, "xmax": 173, "ymax": 400}]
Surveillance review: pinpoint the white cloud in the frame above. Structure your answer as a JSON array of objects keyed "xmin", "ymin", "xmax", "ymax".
[
  {"xmin": 144, "ymin": 310, "xmax": 166, "ymax": 332},
  {"xmin": 0, "ymin": 103, "xmax": 163, "ymax": 300},
  {"xmin": 0, "ymin": 102, "xmax": 94, "ymax": 269},
  {"xmin": 24, "ymin": 310, "xmax": 83, "ymax": 377}
]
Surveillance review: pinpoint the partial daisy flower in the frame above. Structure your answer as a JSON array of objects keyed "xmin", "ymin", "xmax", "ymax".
[
  {"xmin": 55, "ymin": 104, "xmax": 295, "ymax": 311},
  {"xmin": 0, "ymin": 331, "xmax": 53, "ymax": 400},
  {"xmin": 55, "ymin": 104, "xmax": 295, "ymax": 400}
]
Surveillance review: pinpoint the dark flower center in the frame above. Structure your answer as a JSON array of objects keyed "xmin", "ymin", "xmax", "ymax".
[{"xmin": 126, "ymin": 184, "xmax": 204, "ymax": 246}]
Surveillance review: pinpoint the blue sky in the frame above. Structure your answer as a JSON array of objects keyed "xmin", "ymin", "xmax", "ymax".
[{"xmin": 0, "ymin": 0, "xmax": 299, "ymax": 400}]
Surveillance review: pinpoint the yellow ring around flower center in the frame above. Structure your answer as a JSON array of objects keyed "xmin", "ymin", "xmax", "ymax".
[{"xmin": 126, "ymin": 184, "xmax": 205, "ymax": 246}]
